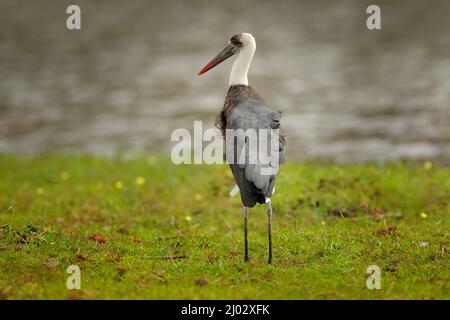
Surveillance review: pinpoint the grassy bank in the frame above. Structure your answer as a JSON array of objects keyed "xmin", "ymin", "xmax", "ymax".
[{"xmin": 0, "ymin": 154, "xmax": 448, "ymax": 299}]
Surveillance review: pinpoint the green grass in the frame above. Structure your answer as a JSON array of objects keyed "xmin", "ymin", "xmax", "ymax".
[{"xmin": 0, "ymin": 154, "xmax": 448, "ymax": 299}]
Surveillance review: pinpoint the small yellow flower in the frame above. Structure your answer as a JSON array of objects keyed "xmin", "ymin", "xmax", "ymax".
[
  {"xmin": 194, "ymin": 193, "xmax": 203, "ymax": 201},
  {"xmin": 115, "ymin": 181, "xmax": 124, "ymax": 190},
  {"xmin": 320, "ymin": 220, "xmax": 327, "ymax": 226},
  {"xmin": 423, "ymin": 161, "xmax": 432, "ymax": 170},
  {"xmin": 185, "ymin": 215, "xmax": 192, "ymax": 222},
  {"xmin": 35, "ymin": 187, "xmax": 44, "ymax": 195},
  {"xmin": 60, "ymin": 171, "xmax": 69, "ymax": 181},
  {"xmin": 135, "ymin": 176, "xmax": 146, "ymax": 186},
  {"xmin": 420, "ymin": 212, "xmax": 428, "ymax": 219}
]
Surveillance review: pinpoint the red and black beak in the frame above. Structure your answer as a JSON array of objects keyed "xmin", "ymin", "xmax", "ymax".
[{"xmin": 198, "ymin": 43, "xmax": 237, "ymax": 76}]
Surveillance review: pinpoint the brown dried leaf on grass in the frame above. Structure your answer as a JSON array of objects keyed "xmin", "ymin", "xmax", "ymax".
[{"xmin": 88, "ymin": 233, "xmax": 108, "ymax": 244}]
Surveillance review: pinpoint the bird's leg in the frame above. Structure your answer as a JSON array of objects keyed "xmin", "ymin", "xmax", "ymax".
[
  {"xmin": 266, "ymin": 199, "xmax": 273, "ymax": 264},
  {"xmin": 242, "ymin": 206, "xmax": 249, "ymax": 262}
]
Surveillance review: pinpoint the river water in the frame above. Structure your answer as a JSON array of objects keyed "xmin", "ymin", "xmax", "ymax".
[{"xmin": 0, "ymin": 0, "xmax": 449, "ymax": 163}]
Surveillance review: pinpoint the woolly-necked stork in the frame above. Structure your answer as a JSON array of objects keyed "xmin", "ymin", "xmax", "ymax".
[{"xmin": 198, "ymin": 33, "xmax": 285, "ymax": 263}]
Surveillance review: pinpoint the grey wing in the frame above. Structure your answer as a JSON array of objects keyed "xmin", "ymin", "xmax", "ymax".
[{"xmin": 228, "ymin": 99, "xmax": 285, "ymax": 204}]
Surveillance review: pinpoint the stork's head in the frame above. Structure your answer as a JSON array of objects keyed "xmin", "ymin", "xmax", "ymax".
[{"xmin": 198, "ymin": 33, "xmax": 256, "ymax": 76}]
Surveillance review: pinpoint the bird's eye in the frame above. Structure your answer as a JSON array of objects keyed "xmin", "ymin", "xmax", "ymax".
[{"xmin": 230, "ymin": 35, "xmax": 243, "ymax": 48}]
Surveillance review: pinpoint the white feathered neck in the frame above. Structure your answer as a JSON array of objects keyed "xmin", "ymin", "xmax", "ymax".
[{"xmin": 229, "ymin": 33, "xmax": 256, "ymax": 86}]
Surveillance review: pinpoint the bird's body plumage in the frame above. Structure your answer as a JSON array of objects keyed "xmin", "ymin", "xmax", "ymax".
[{"xmin": 218, "ymin": 85, "xmax": 285, "ymax": 207}]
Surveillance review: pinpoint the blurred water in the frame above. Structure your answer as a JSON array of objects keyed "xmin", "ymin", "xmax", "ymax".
[{"xmin": 0, "ymin": 0, "xmax": 449, "ymax": 163}]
